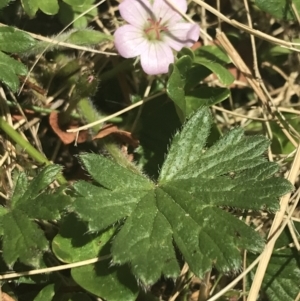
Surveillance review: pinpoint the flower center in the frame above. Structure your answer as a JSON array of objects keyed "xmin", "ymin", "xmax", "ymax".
[{"xmin": 144, "ymin": 17, "xmax": 168, "ymax": 41}]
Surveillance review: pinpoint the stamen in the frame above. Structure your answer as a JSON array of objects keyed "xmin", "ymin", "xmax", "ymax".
[{"xmin": 144, "ymin": 17, "xmax": 168, "ymax": 40}]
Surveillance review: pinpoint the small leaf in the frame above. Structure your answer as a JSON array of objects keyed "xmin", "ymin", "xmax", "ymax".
[
  {"xmin": 66, "ymin": 29, "xmax": 113, "ymax": 45},
  {"xmin": 58, "ymin": 0, "xmax": 97, "ymax": 28},
  {"xmin": 21, "ymin": 0, "xmax": 39, "ymax": 17},
  {"xmin": 21, "ymin": 0, "xmax": 58, "ymax": 17},
  {"xmin": 185, "ymin": 65, "xmax": 212, "ymax": 91},
  {"xmin": 195, "ymin": 45, "xmax": 232, "ymax": 64},
  {"xmin": 0, "ymin": 0, "xmax": 12, "ymax": 9},
  {"xmin": 167, "ymin": 55, "xmax": 194, "ymax": 120},
  {"xmin": 2, "ymin": 209, "xmax": 48, "ymax": 267},
  {"xmin": 0, "ymin": 51, "xmax": 28, "ymax": 92},
  {"xmin": 19, "ymin": 192, "xmax": 71, "ymax": 220},
  {"xmin": 52, "ymin": 213, "xmax": 115, "ymax": 263},
  {"xmin": 175, "ymin": 55, "xmax": 193, "ymax": 81},
  {"xmin": 255, "ymin": 0, "xmax": 299, "ymax": 21},
  {"xmin": 52, "ymin": 214, "xmax": 139, "ymax": 301},
  {"xmin": 34, "ymin": 284, "xmax": 56, "ymax": 301},
  {"xmin": 185, "ymin": 86, "xmax": 230, "ymax": 115},
  {"xmin": 167, "ymin": 64, "xmax": 186, "ymax": 120},
  {"xmin": 0, "ymin": 27, "xmax": 36, "ymax": 52},
  {"xmin": 38, "ymin": 0, "xmax": 59, "ymax": 15},
  {"xmin": 0, "ymin": 62, "xmax": 20, "ymax": 92},
  {"xmin": 0, "ymin": 165, "xmax": 68, "ymax": 267},
  {"xmin": 63, "ymin": 0, "xmax": 88, "ymax": 6},
  {"xmin": 72, "ymin": 262, "xmax": 139, "ymax": 301},
  {"xmin": 21, "ymin": 164, "xmax": 62, "ymax": 202},
  {"xmin": 0, "ymin": 52, "xmax": 27, "ymax": 75},
  {"xmin": 177, "ymin": 47, "xmax": 195, "ymax": 60},
  {"xmin": 195, "ymin": 57, "xmax": 235, "ymax": 86}
]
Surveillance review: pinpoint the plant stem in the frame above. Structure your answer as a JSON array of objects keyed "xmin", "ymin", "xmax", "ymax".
[
  {"xmin": 100, "ymin": 59, "xmax": 134, "ymax": 81},
  {"xmin": 0, "ymin": 117, "xmax": 67, "ymax": 185},
  {"xmin": 77, "ymin": 98, "xmax": 143, "ymax": 175}
]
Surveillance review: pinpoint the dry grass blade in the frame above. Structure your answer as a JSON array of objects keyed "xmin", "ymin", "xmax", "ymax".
[
  {"xmin": 216, "ymin": 31, "xmax": 298, "ymax": 148},
  {"xmin": 247, "ymin": 145, "xmax": 300, "ymax": 301},
  {"xmin": 192, "ymin": 0, "xmax": 300, "ymax": 51}
]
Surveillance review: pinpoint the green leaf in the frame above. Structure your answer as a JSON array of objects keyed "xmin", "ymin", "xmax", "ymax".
[
  {"xmin": 195, "ymin": 57, "xmax": 235, "ymax": 86},
  {"xmin": 66, "ymin": 29, "xmax": 113, "ymax": 45},
  {"xmin": 0, "ymin": 52, "xmax": 27, "ymax": 75},
  {"xmin": 2, "ymin": 209, "xmax": 48, "ymax": 267},
  {"xmin": 39, "ymin": 0, "xmax": 59, "ymax": 15},
  {"xmin": 34, "ymin": 284, "xmax": 56, "ymax": 301},
  {"xmin": 21, "ymin": 0, "xmax": 58, "ymax": 17},
  {"xmin": 72, "ymin": 107, "xmax": 293, "ymax": 285},
  {"xmin": 135, "ymin": 95, "xmax": 181, "ymax": 179},
  {"xmin": 72, "ymin": 262, "xmax": 139, "ymax": 301},
  {"xmin": 52, "ymin": 214, "xmax": 139, "ymax": 301},
  {"xmin": 0, "ymin": 165, "xmax": 69, "ymax": 267},
  {"xmin": 195, "ymin": 45, "xmax": 232, "ymax": 64},
  {"xmin": 0, "ymin": 27, "xmax": 36, "ymax": 52},
  {"xmin": 177, "ymin": 47, "xmax": 195, "ymax": 61},
  {"xmin": 185, "ymin": 65, "xmax": 212, "ymax": 91},
  {"xmin": 0, "ymin": 51, "xmax": 28, "ymax": 92},
  {"xmin": 0, "ymin": 62, "xmax": 20, "ymax": 92},
  {"xmin": 21, "ymin": 164, "xmax": 62, "ymax": 202},
  {"xmin": 185, "ymin": 86, "xmax": 230, "ymax": 115},
  {"xmin": 167, "ymin": 55, "xmax": 193, "ymax": 120},
  {"xmin": 21, "ymin": 0, "xmax": 38, "ymax": 17},
  {"xmin": 58, "ymin": 0, "xmax": 97, "ymax": 28},
  {"xmin": 255, "ymin": 0, "xmax": 300, "ymax": 21},
  {"xmin": 0, "ymin": 0, "xmax": 12, "ymax": 9},
  {"xmin": 63, "ymin": 0, "xmax": 88, "ymax": 6},
  {"xmin": 167, "ymin": 64, "xmax": 186, "ymax": 121},
  {"xmin": 159, "ymin": 108, "xmax": 212, "ymax": 182},
  {"xmin": 52, "ymin": 213, "xmax": 115, "ymax": 263},
  {"xmin": 78, "ymin": 153, "xmax": 152, "ymax": 191}
]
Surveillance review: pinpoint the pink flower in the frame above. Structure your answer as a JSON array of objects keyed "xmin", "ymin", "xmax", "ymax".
[{"xmin": 114, "ymin": 0, "xmax": 200, "ymax": 75}]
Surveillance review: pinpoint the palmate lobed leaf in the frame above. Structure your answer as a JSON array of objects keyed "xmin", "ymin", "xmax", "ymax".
[
  {"xmin": 72, "ymin": 107, "xmax": 293, "ymax": 285},
  {"xmin": 0, "ymin": 165, "xmax": 70, "ymax": 268}
]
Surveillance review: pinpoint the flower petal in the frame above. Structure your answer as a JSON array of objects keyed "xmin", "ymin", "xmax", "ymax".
[
  {"xmin": 153, "ymin": 0, "xmax": 186, "ymax": 23},
  {"xmin": 114, "ymin": 25, "xmax": 148, "ymax": 58},
  {"xmin": 164, "ymin": 23, "xmax": 200, "ymax": 51},
  {"xmin": 119, "ymin": 0, "xmax": 152, "ymax": 28},
  {"xmin": 140, "ymin": 41, "xmax": 174, "ymax": 75}
]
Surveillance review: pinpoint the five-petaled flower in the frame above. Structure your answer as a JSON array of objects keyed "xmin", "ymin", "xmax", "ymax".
[{"xmin": 114, "ymin": 0, "xmax": 200, "ymax": 75}]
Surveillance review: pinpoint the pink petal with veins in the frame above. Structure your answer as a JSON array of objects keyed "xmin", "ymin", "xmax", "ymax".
[
  {"xmin": 153, "ymin": 0, "xmax": 186, "ymax": 23},
  {"xmin": 153, "ymin": 0, "xmax": 187, "ymax": 15},
  {"xmin": 119, "ymin": 0, "xmax": 152, "ymax": 28},
  {"xmin": 114, "ymin": 25, "xmax": 149, "ymax": 58},
  {"xmin": 165, "ymin": 23, "xmax": 200, "ymax": 51},
  {"xmin": 140, "ymin": 41, "xmax": 174, "ymax": 75}
]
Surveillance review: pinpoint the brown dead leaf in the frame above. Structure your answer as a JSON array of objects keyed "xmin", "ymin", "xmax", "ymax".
[
  {"xmin": 93, "ymin": 124, "xmax": 139, "ymax": 148},
  {"xmin": 49, "ymin": 112, "xmax": 88, "ymax": 145}
]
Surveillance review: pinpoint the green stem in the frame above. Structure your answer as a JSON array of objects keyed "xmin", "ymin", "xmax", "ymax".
[
  {"xmin": 100, "ymin": 59, "xmax": 133, "ymax": 81},
  {"xmin": 0, "ymin": 117, "xmax": 67, "ymax": 185},
  {"xmin": 77, "ymin": 98, "xmax": 143, "ymax": 175}
]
